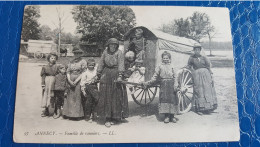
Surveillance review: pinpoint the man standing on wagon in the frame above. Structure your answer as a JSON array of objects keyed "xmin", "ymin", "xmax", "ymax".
[{"xmin": 127, "ymin": 28, "xmax": 146, "ymax": 61}]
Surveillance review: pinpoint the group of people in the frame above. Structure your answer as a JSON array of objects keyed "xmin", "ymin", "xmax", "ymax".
[
  {"xmin": 40, "ymin": 38, "xmax": 129, "ymax": 127},
  {"xmin": 40, "ymin": 29, "xmax": 218, "ymax": 127}
]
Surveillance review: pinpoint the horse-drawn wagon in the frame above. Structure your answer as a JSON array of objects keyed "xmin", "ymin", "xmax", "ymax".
[{"xmin": 26, "ymin": 40, "xmax": 57, "ymax": 58}]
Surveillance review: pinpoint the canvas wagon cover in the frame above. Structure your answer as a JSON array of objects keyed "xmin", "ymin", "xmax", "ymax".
[{"xmin": 124, "ymin": 26, "xmax": 201, "ymax": 55}]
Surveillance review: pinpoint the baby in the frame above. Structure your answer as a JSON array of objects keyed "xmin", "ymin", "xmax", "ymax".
[
  {"xmin": 127, "ymin": 58, "xmax": 145, "ymax": 93},
  {"xmin": 124, "ymin": 51, "xmax": 135, "ymax": 78}
]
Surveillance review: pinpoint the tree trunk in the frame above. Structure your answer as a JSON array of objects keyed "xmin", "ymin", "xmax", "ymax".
[{"xmin": 208, "ymin": 35, "xmax": 212, "ymax": 56}]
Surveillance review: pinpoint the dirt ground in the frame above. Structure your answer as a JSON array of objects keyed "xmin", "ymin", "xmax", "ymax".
[{"xmin": 13, "ymin": 61, "xmax": 240, "ymax": 143}]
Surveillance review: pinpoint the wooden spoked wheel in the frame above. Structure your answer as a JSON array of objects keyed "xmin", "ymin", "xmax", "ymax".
[
  {"xmin": 130, "ymin": 86, "xmax": 158, "ymax": 106},
  {"xmin": 177, "ymin": 68, "xmax": 194, "ymax": 114}
]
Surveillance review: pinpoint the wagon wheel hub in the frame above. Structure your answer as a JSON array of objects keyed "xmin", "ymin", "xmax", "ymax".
[
  {"xmin": 180, "ymin": 86, "xmax": 188, "ymax": 94},
  {"xmin": 129, "ymin": 85, "xmax": 158, "ymax": 106}
]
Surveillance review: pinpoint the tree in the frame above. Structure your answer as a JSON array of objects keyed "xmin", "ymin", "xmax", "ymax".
[
  {"xmin": 159, "ymin": 20, "xmax": 175, "ymax": 35},
  {"xmin": 189, "ymin": 12, "xmax": 214, "ymax": 43},
  {"xmin": 39, "ymin": 25, "xmax": 53, "ymax": 40},
  {"xmin": 159, "ymin": 12, "xmax": 215, "ymax": 43},
  {"xmin": 21, "ymin": 6, "xmax": 41, "ymax": 42},
  {"xmin": 72, "ymin": 6, "xmax": 136, "ymax": 47},
  {"xmin": 205, "ymin": 24, "xmax": 216, "ymax": 56},
  {"xmin": 173, "ymin": 18, "xmax": 190, "ymax": 38},
  {"xmin": 52, "ymin": 28, "xmax": 80, "ymax": 45},
  {"xmin": 159, "ymin": 12, "xmax": 216, "ymax": 54}
]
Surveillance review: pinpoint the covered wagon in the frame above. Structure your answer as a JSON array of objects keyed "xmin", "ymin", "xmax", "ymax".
[
  {"xmin": 123, "ymin": 26, "xmax": 205, "ymax": 113},
  {"xmin": 27, "ymin": 40, "xmax": 57, "ymax": 58}
]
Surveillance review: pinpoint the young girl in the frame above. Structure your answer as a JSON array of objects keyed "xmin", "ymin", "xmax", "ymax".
[
  {"xmin": 40, "ymin": 52, "xmax": 59, "ymax": 117},
  {"xmin": 80, "ymin": 58, "xmax": 98, "ymax": 122},
  {"xmin": 143, "ymin": 51, "xmax": 178, "ymax": 123},
  {"xmin": 53, "ymin": 64, "xmax": 68, "ymax": 119}
]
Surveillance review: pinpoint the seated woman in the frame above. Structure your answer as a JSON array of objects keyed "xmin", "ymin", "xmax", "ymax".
[{"xmin": 187, "ymin": 44, "xmax": 217, "ymax": 114}]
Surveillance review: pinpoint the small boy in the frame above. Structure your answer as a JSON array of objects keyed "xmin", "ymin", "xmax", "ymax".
[
  {"xmin": 53, "ymin": 64, "xmax": 68, "ymax": 119},
  {"xmin": 80, "ymin": 58, "xmax": 98, "ymax": 122}
]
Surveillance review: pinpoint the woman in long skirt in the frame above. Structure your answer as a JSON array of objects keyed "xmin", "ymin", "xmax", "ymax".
[
  {"xmin": 63, "ymin": 56, "xmax": 87, "ymax": 119},
  {"xmin": 187, "ymin": 44, "xmax": 217, "ymax": 114},
  {"xmin": 96, "ymin": 38, "xmax": 128, "ymax": 127}
]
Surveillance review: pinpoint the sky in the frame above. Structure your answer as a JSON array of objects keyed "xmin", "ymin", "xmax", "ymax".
[{"xmin": 38, "ymin": 5, "xmax": 232, "ymax": 42}]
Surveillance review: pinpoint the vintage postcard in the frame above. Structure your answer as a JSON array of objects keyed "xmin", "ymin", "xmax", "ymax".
[{"xmin": 14, "ymin": 5, "xmax": 239, "ymax": 143}]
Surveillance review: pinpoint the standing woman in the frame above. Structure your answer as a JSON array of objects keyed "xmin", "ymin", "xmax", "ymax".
[
  {"xmin": 96, "ymin": 38, "xmax": 128, "ymax": 127},
  {"xmin": 63, "ymin": 54, "xmax": 87, "ymax": 119},
  {"xmin": 187, "ymin": 44, "xmax": 217, "ymax": 114}
]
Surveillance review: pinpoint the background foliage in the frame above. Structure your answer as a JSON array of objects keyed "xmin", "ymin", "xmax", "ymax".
[
  {"xmin": 72, "ymin": 5, "xmax": 136, "ymax": 47},
  {"xmin": 21, "ymin": 6, "xmax": 41, "ymax": 41},
  {"xmin": 0, "ymin": 1, "xmax": 259, "ymax": 146}
]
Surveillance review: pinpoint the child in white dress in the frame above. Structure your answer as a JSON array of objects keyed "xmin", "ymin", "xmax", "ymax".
[{"xmin": 127, "ymin": 59, "xmax": 145, "ymax": 93}]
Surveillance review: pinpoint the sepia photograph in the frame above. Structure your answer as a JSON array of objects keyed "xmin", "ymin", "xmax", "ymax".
[{"xmin": 14, "ymin": 5, "xmax": 239, "ymax": 143}]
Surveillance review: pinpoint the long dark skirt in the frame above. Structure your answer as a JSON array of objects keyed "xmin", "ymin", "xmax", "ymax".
[
  {"xmin": 193, "ymin": 68, "xmax": 217, "ymax": 112},
  {"xmin": 158, "ymin": 79, "xmax": 178, "ymax": 114},
  {"xmin": 96, "ymin": 67, "xmax": 128, "ymax": 121},
  {"xmin": 63, "ymin": 74, "xmax": 84, "ymax": 118}
]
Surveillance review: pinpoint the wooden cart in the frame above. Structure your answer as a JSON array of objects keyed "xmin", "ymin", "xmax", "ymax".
[{"xmin": 122, "ymin": 26, "xmax": 205, "ymax": 114}]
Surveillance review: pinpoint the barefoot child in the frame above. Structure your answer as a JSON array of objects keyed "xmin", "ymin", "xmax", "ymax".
[
  {"xmin": 53, "ymin": 64, "xmax": 68, "ymax": 119},
  {"xmin": 40, "ymin": 52, "xmax": 59, "ymax": 117},
  {"xmin": 143, "ymin": 51, "xmax": 178, "ymax": 123},
  {"xmin": 80, "ymin": 58, "xmax": 98, "ymax": 122}
]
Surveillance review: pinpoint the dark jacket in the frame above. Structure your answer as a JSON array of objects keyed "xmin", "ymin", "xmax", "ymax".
[{"xmin": 54, "ymin": 73, "xmax": 68, "ymax": 91}]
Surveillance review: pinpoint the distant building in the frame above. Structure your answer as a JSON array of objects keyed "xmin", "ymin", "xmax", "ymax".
[
  {"xmin": 73, "ymin": 42, "xmax": 102, "ymax": 57},
  {"xmin": 21, "ymin": 40, "xmax": 57, "ymax": 58}
]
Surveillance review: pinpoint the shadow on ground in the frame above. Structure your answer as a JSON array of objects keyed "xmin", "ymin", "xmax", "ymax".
[{"xmin": 128, "ymin": 98, "xmax": 165, "ymax": 122}]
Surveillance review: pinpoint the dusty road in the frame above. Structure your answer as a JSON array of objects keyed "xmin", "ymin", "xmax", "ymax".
[{"xmin": 13, "ymin": 62, "xmax": 239, "ymax": 143}]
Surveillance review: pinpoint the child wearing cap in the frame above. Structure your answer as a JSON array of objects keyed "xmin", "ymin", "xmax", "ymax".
[
  {"xmin": 80, "ymin": 58, "xmax": 98, "ymax": 122},
  {"xmin": 53, "ymin": 64, "xmax": 68, "ymax": 119}
]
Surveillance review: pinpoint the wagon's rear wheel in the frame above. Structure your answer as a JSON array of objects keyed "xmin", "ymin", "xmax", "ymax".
[
  {"xmin": 130, "ymin": 86, "xmax": 158, "ymax": 106},
  {"xmin": 177, "ymin": 68, "xmax": 194, "ymax": 114}
]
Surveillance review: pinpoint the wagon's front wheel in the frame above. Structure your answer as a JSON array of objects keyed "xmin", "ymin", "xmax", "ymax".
[
  {"xmin": 130, "ymin": 86, "xmax": 158, "ymax": 106},
  {"xmin": 177, "ymin": 68, "xmax": 194, "ymax": 114}
]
